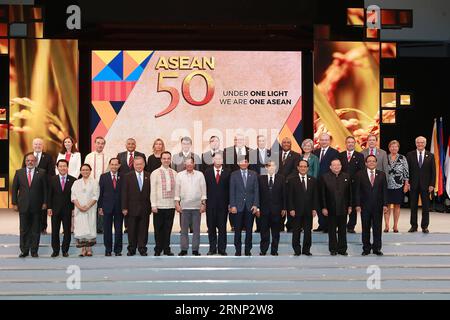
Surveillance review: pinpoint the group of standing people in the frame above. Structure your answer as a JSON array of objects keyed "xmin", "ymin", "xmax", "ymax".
[{"xmin": 11, "ymin": 132, "xmax": 436, "ymax": 258}]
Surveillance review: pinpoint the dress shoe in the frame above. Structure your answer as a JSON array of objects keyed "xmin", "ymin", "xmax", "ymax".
[
  {"xmin": 105, "ymin": 252, "xmax": 112, "ymax": 257},
  {"xmin": 31, "ymin": 253, "xmax": 39, "ymax": 258},
  {"xmin": 231, "ymin": 227, "xmax": 235, "ymax": 232},
  {"xmin": 347, "ymin": 228, "xmax": 356, "ymax": 234},
  {"xmin": 62, "ymin": 252, "xmax": 69, "ymax": 257},
  {"xmin": 219, "ymin": 252, "xmax": 227, "ymax": 256},
  {"xmin": 384, "ymin": 228, "xmax": 389, "ymax": 233},
  {"xmin": 245, "ymin": 252, "xmax": 252, "ymax": 256},
  {"xmin": 255, "ymin": 229, "xmax": 260, "ymax": 233},
  {"xmin": 313, "ymin": 227, "xmax": 323, "ymax": 232},
  {"xmin": 323, "ymin": 229, "xmax": 328, "ymax": 233},
  {"xmin": 373, "ymin": 250, "xmax": 383, "ymax": 256},
  {"xmin": 286, "ymin": 229, "xmax": 293, "ymax": 233},
  {"xmin": 140, "ymin": 252, "xmax": 148, "ymax": 256},
  {"xmin": 164, "ymin": 251, "xmax": 175, "ymax": 256},
  {"xmin": 207, "ymin": 251, "xmax": 216, "ymax": 256},
  {"xmin": 259, "ymin": 252, "xmax": 266, "ymax": 256},
  {"xmin": 294, "ymin": 252, "xmax": 301, "ymax": 256},
  {"xmin": 51, "ymin": 252, "xmax": 59, "ymax": 258},
  {"xmin": 330, "ymin": 252, "xmax": 337, "ymax": 256},
  {"xmin": 362, "ymin": 251, "xmax": 370, "ymax": 256},
  {"xmin": 178, "ymin": 250, "xmax": 188, "ymax": 256},
  {"xmin": 124, "ymin": 228, "xmax": 128, "ymax": 234},
  {"xmin": 422, "ymin": 228, "xmax": 429, "ymax": 234},
  {"xmin": 192, "ymin": 251, "xmax": 201, "ymax": 256},
  {"xmin": 19, "ymin": 253, "xmax": 28, "ymax": 258},
  {"xmin": 271, "ymin": 252, "xmax": 278, "ymax": 256},
  {"xmin": 408, "ymin": 227, "xmax": 418, "ymax": 233},
  {"xmin": 339, "ymin": 252, "xmax": 348, "ymax": 256},
  {"xmin": 127, "ymin": 251, "xmax": 135, "ymax": 256},
  {"xmin": 235, "ymin": 252, "xmax": 241, "ymax": 256},
  {"xmin": 303, "ymin": 252, "xmax": 312, "ymax": 256},
  {"xmin": 154, "ymin": 252, "xmax": 161, "ymax": 256},
  {"xmin": 41, "ymin": 230, "xmax": 47, "ymax": 235},
  {"xmin": 115, "ymin": 252, "xmax": 122, "ymax": 256}
]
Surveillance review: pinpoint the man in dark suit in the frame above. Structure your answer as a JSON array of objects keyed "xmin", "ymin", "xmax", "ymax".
[
  {"xmin": 250, "ymin": 135, "xmax": 272, "ymax": 175},
  {"xmin": 201, "ymin": 136, "xmax": 222, "ymax": 172},
  {"xmin": 229, "ymin": 156, "xmax": 259, "ymax": 256},
  {"xmin": 13, "ymin": 153, "xmax": 48, "ymax": 258},
  {"xmin": 171, "ymin": 136, "xmax": 202, "ymax": 172},
  {"xmin": 47, "ymin": 159, "xmax": 76, "ymax": 257},
  {"xmin": 406, "ymin": 136, "xmax": 436, "ymax": 233},
  {"xmin": 275, "ymin": 137, "xmax": 301, "ymax": 232},
  {"xmin": 22, "ymin": 138, "xmax": 55, "ymax": 234},
  {"xmin": 204, "ymin": 153, "xmax": 231, "ymax": 255},
  {"xmin": 287, "ymin": 160, "xmax": 320, "ymax": 256},
  {"xmin": 121, "ymin": 156, "xmax": 151, "ymax": 256},
  {"xmin": 320, "ymin": 158, "xmax": 352, "ymax": 256},
  {"xmin": 99, "ymin": 158, "xmax": 123, "ymax": 256},
  {"xmin": 355, "ymin": 155, "xmax": 388, "ymax": 256},
  {"xmin": 339, "ymin": 136, "xmax": 365, "ymax": 233},
  {"xmin": 257, "ymin": 160, "xmax": 286, "ymax": 256},
  {"xmin": 116, "ymin": 138, "xmax": 146, "ymax": 233},
  {"xmin": 313, "ymin": 133, "xmax": 339, "ymax": 233}
]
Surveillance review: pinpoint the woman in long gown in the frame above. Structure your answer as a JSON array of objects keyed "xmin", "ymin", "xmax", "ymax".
[{"xmin": 71, "ymin": 164, "xmax": 99, "ymax": 257}]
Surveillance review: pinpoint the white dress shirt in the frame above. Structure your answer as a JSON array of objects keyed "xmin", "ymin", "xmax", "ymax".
[
  {"xmin": 175, "ymin": 170, "xmax": 207, "ymax": 210},
  {"xmin": 84, "ymin": 151, "xmax": 110, "ymax": 182},
  {"xmin": 299, "ymin": 174, "xmax": 308, "ymax": 190}
]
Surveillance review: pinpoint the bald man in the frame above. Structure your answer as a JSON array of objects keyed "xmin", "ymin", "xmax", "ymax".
[{"xmin": 22, "ymin": 138, "xmax": 55, "ymax": 234}]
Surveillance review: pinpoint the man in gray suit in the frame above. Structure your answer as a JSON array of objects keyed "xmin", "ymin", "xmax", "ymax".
[
  {"xmin": 361, "ymin": 134, "xmax": 389, "ymax": 174},
  {"xmin": 171, "ymin": 136, "xmax": 202, "ymax": 172},
  {"xmin": 229, "ymin": 156, "xmax": 260, "ymax": 256}
]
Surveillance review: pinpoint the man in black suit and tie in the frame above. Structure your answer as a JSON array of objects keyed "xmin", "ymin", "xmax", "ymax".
[
  {"xmin": 99, "ymin": 158, "xmax": 123, "ymax": 256},
  {"xmin": 339, "ymin": 136, "xmax": 365, "ymax": 233},
  {"xmin": 320, "ymin": 158, "xmax": 352, "ymax": 256},
  {"xmin": 47, "ymin": 159, "xmax": 76, "ymax": 257},
  {"xmin": 201, "ymin": 136, "xmax": 222, "ymax": 172},
  {"xmin": 22, "ymin": 138, "xmax": 55, "ymax": 234},
  {"xmin": 276, "ymin": 137, "xmax": 301, "ymax": 232},
  {"xmin": 313, "ymin": 133, "xmax": 339, "ymax": 233},
  {"xmin": 355, "ymin": 155, "xmax": 388, "ymax": 256},
  {"xmin": 121, "ymin": 156, "xmax": 151, "ymax": 256},
  {"xmin": 257, "ymin": 160, "xmax": 286, "ymax": 256},
  {"xmin": 406, "ymin": 136, "xmax": 436, "ymax": 233},
  {"xmin": 204, "ymin": 153, "xmax": 231, "ymax": 255},
  {"xmin": 13, "ymin": 153, "xmax": 48, "ymax": 258},
  {"xmin": 117, "ymin": 138, "xmax": 146, "ymax": 233},
  {"xmin": 250, "ymin": 135, "xmax": 272, "ymax": 175},
  {"xmin": 223, "ymin": 133, "xmax": 251, "ymax": 172},
  {"xmin": 288, "ymin": 160, "xmax": 320, "ymax": 256}
]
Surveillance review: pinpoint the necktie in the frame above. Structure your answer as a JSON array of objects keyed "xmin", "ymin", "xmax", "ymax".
[
  {"xmin": 112, "ymin": 174, "xmax": 117, "ymax": 190},
  {"xmin": 370, "ymin": 148, "xmax": 374, "ymax": 156},
  {"xmin": 65, "ymin": 152, "xmax": 71, "ymax": 162},
  {"xmin": 215, "ymin": 169, "xmax": 220, "ymax": 184},
  {"xmin": 347, "ymin": 152, "xmax": 352, "ymax": 162},
  {"xmin": 138, "ymin": 173, "xmax": 143, "ymax": 191},
  {"xmin": 370, "ymin": 171, "xmax": 375, "ymax": 186},
  {"xmin": 35, "ymin": 153, "xmax": 40, "ymax": 165},
  {"xmin": 301, "ymin": 176, "xmax": 306, "ymax": 191},
  {"xmin": 129, "ymin": 153, "xmax": 134, "ymax": 168},
  {"xmin": 242, "ymin": 171, "xmax": 247, "ymax": 188},
  {"xmin": 269, "ymin": 176, "xmax": 274, "ymax": 189},
  {"xmin": 282, "ymin": 152, "xmax": 287, "ymax": 164},
  {"xmin": 27, "ymin": 169, "xmax": 32, "ymax": 187},
  {"xmin": 418, "ymin": 152, "xmax": 423, "ymax": 168},
  {"xmin": 320, "ymin": 149, "xmax": 325, "ymax": 162},
  {"xmin": 61, "ymin": 176, "xmax": 66, "ymax": 191}
]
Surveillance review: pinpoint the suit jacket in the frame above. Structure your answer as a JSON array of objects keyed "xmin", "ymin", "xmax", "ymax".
[
  {"xmin": 98, "ymin": 172, "xmax": 122, "ymax": 213},
  {"xmin": 320, "ymin": 171, "xmax": 352, "ymax": 216},
  {"xmin": 22, "ymin": 152, "xmax": 55, "ymax": 178},
  {"xmin": 47, "ymin": 174, "xmax": 76, "ymax": 214},
  {"xmin": 121, "ymin": 170, "xmax": 151, "ymax": 217},
  {"xmin": 204, "ymin": 166, "xmax": 230, "ymax": 211},
  {"xmin": 339, "ymin": 150, "xmax": 365, "ymax": 180},
  {"xmin": 276, "ymin": 149, "xmax": 301, "ymax": 179},
  {"xmin": 406, "ymin": 150, "xmax": 436, "ymax": 191},
  {"xmin": 313, "ymin": 147, "xmax": 339, "ymax": 176},
  {"xmin": 287, "ymin": 175, "xmax": 320, "ymax": 216},
  {"xmin": 258, "ymin": 174, "xmax": 286, "ymax": 216},
  {"xmin": 250, "ymin": 148, "xmax": 272, "ymax": 175},
  {"xmin": 354, "ymin": 170, "xmax": 388, "ymax": 214},
  {"xmin": 201, "ymin": 150, "xmax": 223, "ymax": 172},
  {"xmin": 361, "ymin": 147, "xmax": 389, "ymax": 174},
  {"xmin": 117, "ymin": 151, "xmax": 147, "ymax": 176},
  {"xmin": 229, "ymin": 169, "xmax": 259, "ymax": 212},
  {"xmin": 223, "ymin": 146, "xmax": 251, "ymax": 172},
  {"xmin": 171, "ymin": 152, "xmax": 201, "ymax": 172},
  {"xmin": 12, "ymin": 168, "xmax": 48, "ymax": 213}
]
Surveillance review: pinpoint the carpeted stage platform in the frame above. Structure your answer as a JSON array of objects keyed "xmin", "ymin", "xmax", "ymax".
[{"xmin": 1, "ymin": 230, "xmax": 450, "ymax": 299}]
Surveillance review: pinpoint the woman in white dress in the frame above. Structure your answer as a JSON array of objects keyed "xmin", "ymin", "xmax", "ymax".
[
  {"xmin": 55, "ymin": 136, "xmax": 81, "ymax": 178},
  {"xmin": 71, "ymin": 164, "xmax": 99, "ymax": 257}
]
